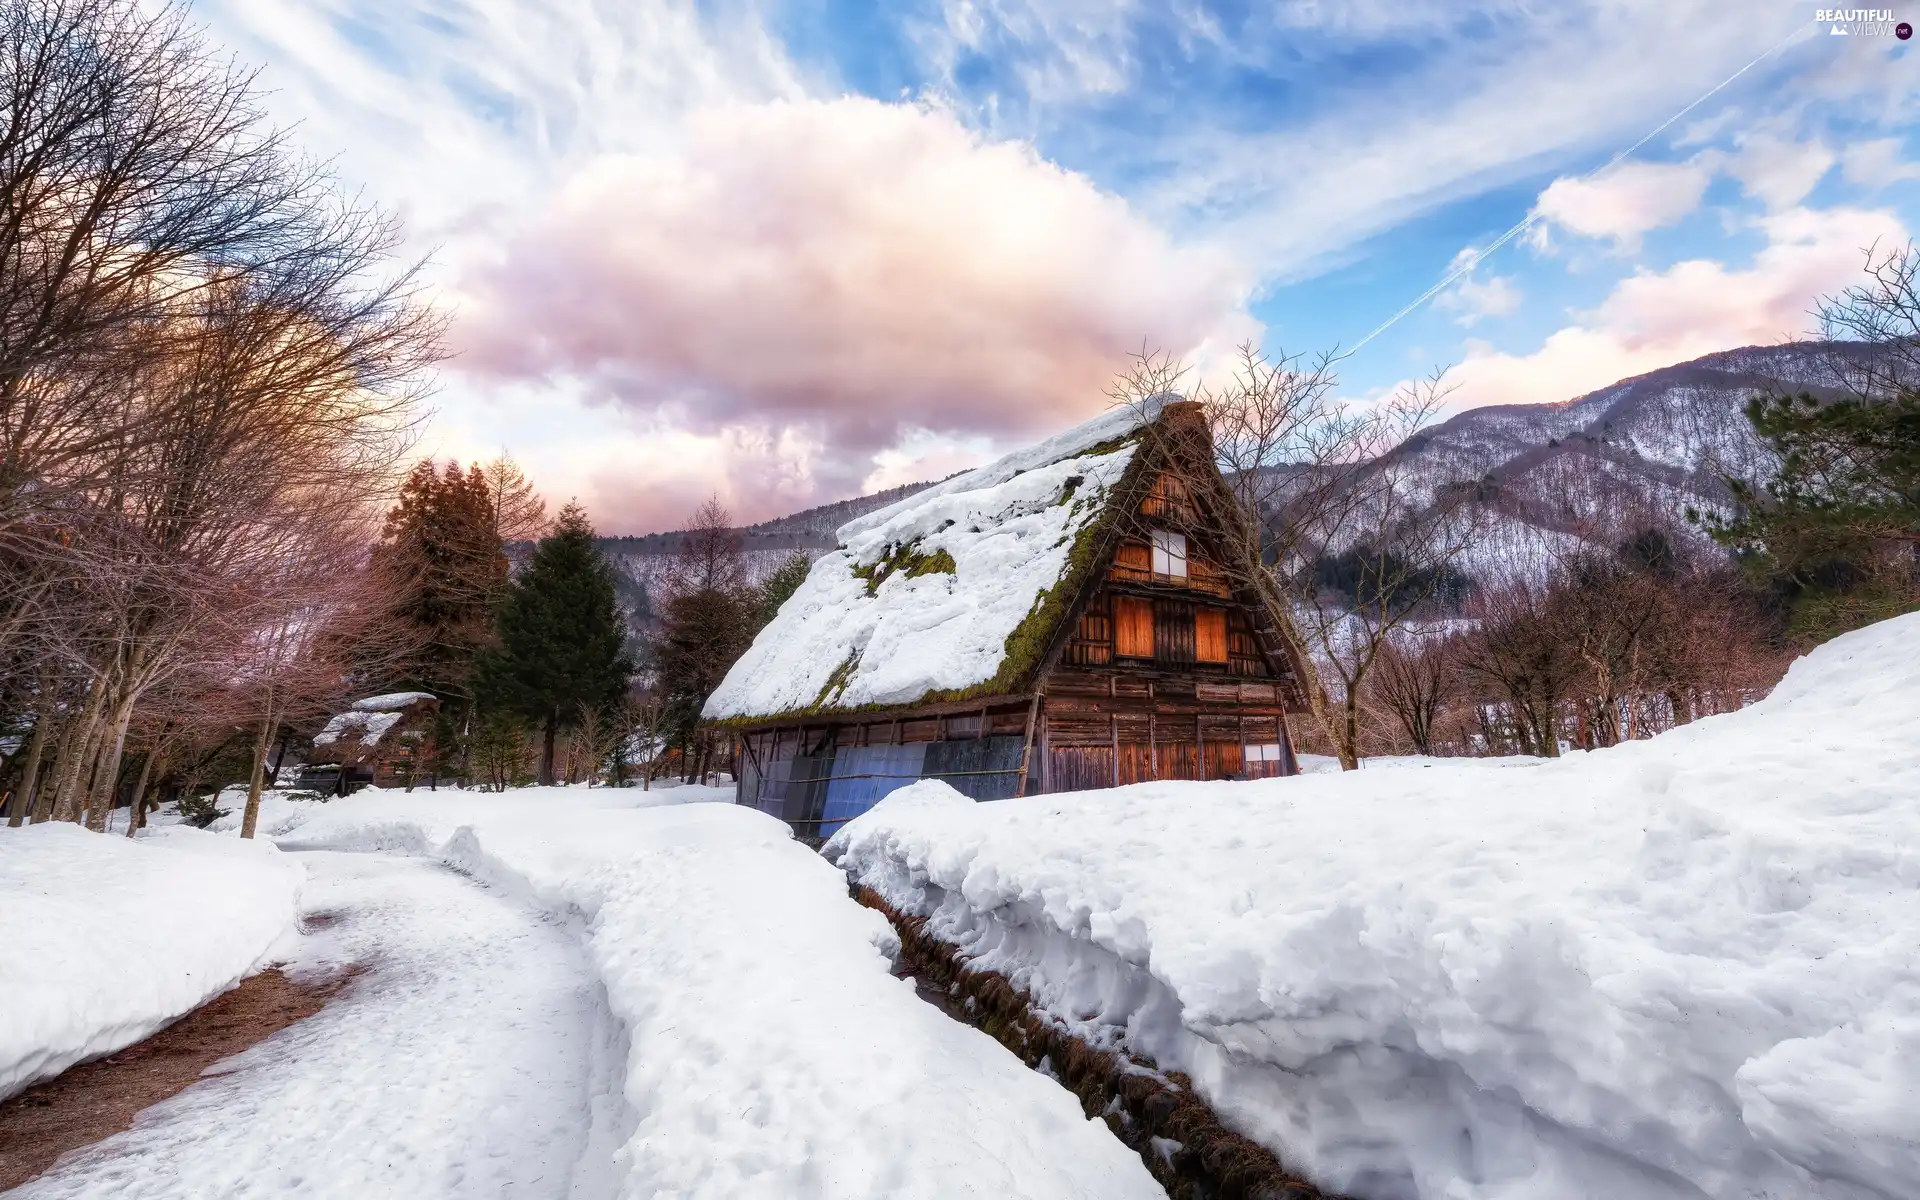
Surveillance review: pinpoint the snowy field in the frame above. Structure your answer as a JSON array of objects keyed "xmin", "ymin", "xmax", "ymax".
[
  {"xmin": 830, "ymin": 613, "xmax": 1920, "ymax": 1200},
  {"xmin": 0, "ymin": 822, "xmax": 302, "ymax": 1100},
  {"xmin": 18, "ymin": 782, "xmax": 1158, "ymax": 1199},
  {"xmin": 259, "ymin": 784, "xmax": 1160, "ymax": 1199}
]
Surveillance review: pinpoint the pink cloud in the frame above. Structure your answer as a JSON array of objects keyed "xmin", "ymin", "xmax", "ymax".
[
  {"xmin": 1533, "ymin": 160, "xmax": 1713, "ymax": 249},
  {"xmin": 454, "ymin": 97, "xmax": 1256, "ymax": 462},
  {"xmin": 1444, "ymin": 205, "xmax": 1910, "ymax": 411}
]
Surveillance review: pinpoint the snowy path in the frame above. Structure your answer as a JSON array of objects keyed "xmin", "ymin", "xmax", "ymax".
[{"xmin": 17, "ymin": 850, "xmax": 618, "ymax": 1200}]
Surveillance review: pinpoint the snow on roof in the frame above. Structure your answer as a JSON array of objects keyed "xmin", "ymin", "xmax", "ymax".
[
  {"xmin": 352, "ymin": 692, "xmax": 436, "ymax": 712},
  {"xmin": 312, "ymin": 709, "xmax": 407, "ymax": 749},
  {"xmin": 703, "ymin": 399, "xmax": 1171, "ymax": 721}
]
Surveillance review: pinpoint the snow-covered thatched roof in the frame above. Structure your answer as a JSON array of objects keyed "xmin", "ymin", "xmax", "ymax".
[
  {"xmin": 351, "ymin": 691, "xmax": 436, "ymax": 713},
  {"xmin": 704, "ymin": 399, "xmax": 1175, "ymax": 723},
  {"xmin": 311, "ymin": 692, "xmax": 438, "ymax": 758}
]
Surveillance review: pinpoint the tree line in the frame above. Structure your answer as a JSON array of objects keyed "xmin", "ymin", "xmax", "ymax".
[
  {"xmin": 0, "ymin": 0, "xmax": 437, "ymax": 837},
  {"xmin": 0, "ymin": 0, "xmax": 750, "ymax": 834}
]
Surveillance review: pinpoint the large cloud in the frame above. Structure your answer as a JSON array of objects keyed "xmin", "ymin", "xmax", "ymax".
[
  {"xmin": 1446, "ymin": 205, "xmax": 1910, "ymax": 410},
  {"xmin": 455, "ymin": 97, "xmax": 1255, "ymax": 458},
  {"xmin": 1534, "ymin": 160, "xmax": 1713, "ymax": 248}
]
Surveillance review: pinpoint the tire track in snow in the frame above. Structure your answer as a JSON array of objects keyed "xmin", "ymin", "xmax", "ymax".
[{"xmin": 14, "ymin": 851, "xmax": 622, "ymax": 1200}]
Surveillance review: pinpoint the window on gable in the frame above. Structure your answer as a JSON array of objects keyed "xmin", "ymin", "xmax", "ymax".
[
  {"xmin": 1114, "ymin": 596, "xmax": 1154, "ymax": 657},
  {"xmin": 1150, "ymin": 530, "xmax": 1188, "ymax": 578}
]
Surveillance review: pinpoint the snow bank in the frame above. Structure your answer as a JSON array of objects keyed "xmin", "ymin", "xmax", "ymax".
[
  {"xmin": 0, "ymin": 823, "xmax": 303, "ymax": 1099},
  {"xmin": 829, "ymin": 613, "xmax": 1920, "ymax": 1200},
  {"xmin": 277, "ymin": 786, "xmax": 1160, "ymax": 1199}
]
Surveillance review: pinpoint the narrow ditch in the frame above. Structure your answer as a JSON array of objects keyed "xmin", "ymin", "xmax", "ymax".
[{"xmin": 854, "ymin": 885, "xmax": 1338, "ymax": 1200}]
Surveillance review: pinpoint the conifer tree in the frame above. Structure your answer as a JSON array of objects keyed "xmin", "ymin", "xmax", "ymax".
[
  {"xmin": 372, "ymin": 459, "xmax": 505, "ymax": 700},
  {"xmin": 1712, "ymin": 391, "xmax": 1920, "ymax": 641},
  {"xmin": 476, "ymin": 502, "xmax": 632, "ymax": 784}
]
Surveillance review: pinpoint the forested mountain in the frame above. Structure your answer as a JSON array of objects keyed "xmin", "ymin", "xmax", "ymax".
[
  {"xmin": 603, "ymin": 342, "xmax": 1842, "ymax": 610},
  {"xmin": 1360, "ymin": 342, "xmax": 1857, "ymax": 576}
]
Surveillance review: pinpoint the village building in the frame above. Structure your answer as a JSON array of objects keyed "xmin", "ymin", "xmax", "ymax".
[
  {"xmin": 702, "ymin": 398, "xmax": 1312, "ymax": 836},
  {"xmin": 298, "ymin": 692, "xmax": 439, "ymax": 794}
]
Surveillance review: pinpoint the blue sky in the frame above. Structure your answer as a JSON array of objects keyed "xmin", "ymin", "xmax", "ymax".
[{"xmin": 193, "ymin": 0, "xmax": 1919, "ymax": 532}]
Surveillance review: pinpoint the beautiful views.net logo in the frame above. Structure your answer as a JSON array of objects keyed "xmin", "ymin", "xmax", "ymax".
[{"xmin": 1816, "ymin": 7, "xmax": 1912, "ymax": 36}]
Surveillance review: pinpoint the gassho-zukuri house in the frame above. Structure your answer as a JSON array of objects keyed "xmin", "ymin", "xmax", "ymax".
[{"xmin": 701, "ymin": 397, "xmax": 1312, "ymax": 836}]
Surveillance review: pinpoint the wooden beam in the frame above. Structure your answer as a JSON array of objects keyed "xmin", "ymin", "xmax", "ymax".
[
  {"xmin": 722, "ymin": 692, "xmax": 1037, "ymax": 734},
  {"xmin": 1014, "ymin": 693, "xmax": 1044, "ymax": 798}
]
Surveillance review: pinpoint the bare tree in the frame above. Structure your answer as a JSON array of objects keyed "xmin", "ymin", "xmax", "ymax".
[
  {"xmin": 0, "ymin": 0, "xmax": 364, "ymax": 542},
  {"xmin": 1369, "ymin": 631, "xmax": 1459, "ymax": 756},
  {"xmin": 1113, "ymin": 346, "xmax": 1480, "ymax": 768},
  {"xmin": 1455, "ymin": 580, "xmax": 1574, "ymax": 758},
  {"xmin": 481, "ymin": 453, "xmax": 550, "ymax": 545},
  {"xmin": 1815, "ymin": 241, "xmax": 1920, "ymax": 403},
  {"xmin": 569, "ymin": 699, "xmax": 626, "ymax": 787}
]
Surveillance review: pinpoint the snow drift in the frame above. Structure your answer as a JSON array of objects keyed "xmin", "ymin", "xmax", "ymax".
[
  {"xmin": 0, "ymin": 823, "xmax": 303, "ymax": 1099},
  {"xmin": 828, "ymin": 612, "xmax": 1920, "ymax": 1200},
  {"xmin": 275, "ymin": 786, "xmax": 1161, "ymax": 1200}
]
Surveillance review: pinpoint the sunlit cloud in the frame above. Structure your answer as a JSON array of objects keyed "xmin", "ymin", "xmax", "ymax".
[{"xmin": 455, "ymin": 96, "xmax": 1257, "ymax": 456}]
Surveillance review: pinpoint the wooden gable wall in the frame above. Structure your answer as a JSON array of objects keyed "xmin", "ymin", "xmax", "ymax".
[{"xmin": 1029, "ymin": 462, "xmax": 1299, "ymax": 794}]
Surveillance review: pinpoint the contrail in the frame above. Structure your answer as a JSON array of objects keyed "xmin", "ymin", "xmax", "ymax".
[{"xmin": 1344, "ymin": 19, "xmax": 1822, "ymax": 357}]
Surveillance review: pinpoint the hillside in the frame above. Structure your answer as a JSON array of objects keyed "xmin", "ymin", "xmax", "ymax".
[
  {"xmin": 604, "ymin": 341, "xmax": 1847, "ymax": 616},
  {"xmin": 1365, "ymin": 341, "xmax": 1861, "ymax": 576}
]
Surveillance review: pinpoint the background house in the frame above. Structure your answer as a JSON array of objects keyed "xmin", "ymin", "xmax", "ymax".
[{"xmin": 299, "ymin": 692, "xmax": 439, "ymax": 794}]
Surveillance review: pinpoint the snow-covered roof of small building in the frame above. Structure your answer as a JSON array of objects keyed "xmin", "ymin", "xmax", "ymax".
[
  {"xmin": 311, "ymin": 692, "xmax": 439, "ymax": 754},
  {"xmin": 704, "ymin": 399, "xmax": 1173, "ymax": 722},
  {"xmin": 312, "ymin": 709, "xmax": 405, "ymax": 748},
  {"xmin": 352, "ymin": 691, "xmax": 437, "ymax": 713}
]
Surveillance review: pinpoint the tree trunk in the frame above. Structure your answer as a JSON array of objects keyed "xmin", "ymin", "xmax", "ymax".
[
  {"xmin": 85, "ymin": 690, "xmax": 140, "ymax": 831},
  {"xmin": 125, "ymin": 751, "xmax": 158, "ymax": 838},
  {"xmin": 539, "ymin": 714, "xmax": 557, "ymax": 786},
  {"xmin": 47, "ymin": 682, "xmax": 106, "ymax": 823},
  {"xmin": 56, "ymin": 715, "xmax": 106, "ymax": 824},
  {"xmin": 239, "ymin": 711, "xmax": 276, "ymax": 840},
  {"xmin": 7, "ymin": 708, "xmax": 53, "ymax": 828},
  {"xmin": 1340, "ymin": 689, "xmax": 1361, "ymax": 772},
  {"xmin": 1665, "ymin": 688, "xmax": 1693, "ymax": 727},
  {"xmin": 35, "ymin": 718, "xmax": 80, "ymax": 824},
  {"xmin": 267, "ymin": 724, "xmax": 293, "ymax": 785}
]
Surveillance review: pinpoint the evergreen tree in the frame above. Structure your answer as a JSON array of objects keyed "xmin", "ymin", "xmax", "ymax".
[
  {"xmin": 372, "ymin": 459, "xmax": 505, "ymax": 700},
  {"xmin": 1710, "ymin": 391, "xmax": 1920, "ymax": 641},
  {"xmin": 475, "ymin": 502, "xmax": 632, "ymax": 784},
  {"xmin": 754, "ymin": 551, "xmax": 813, "ymax": 630}
]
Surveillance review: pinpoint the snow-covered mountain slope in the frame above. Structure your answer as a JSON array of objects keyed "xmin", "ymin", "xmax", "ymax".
[{"xmin": 1375, "ymin": 342, "xmax": 1863, "ymax": 567}]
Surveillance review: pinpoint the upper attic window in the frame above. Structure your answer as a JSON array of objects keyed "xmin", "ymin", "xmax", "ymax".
[{"xmin": 1151, "ymin": 530, "xmax": 1188, "ymax": 578}]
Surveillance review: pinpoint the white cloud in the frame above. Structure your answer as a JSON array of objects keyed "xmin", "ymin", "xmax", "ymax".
[
  {"xmin": 198, "ymin": 0, "xmax": 812, "ymax": 260},
  {"xmin": 1443, "ymin": 205, "xmax": 1909, "ymax": 410},
  {"xmin": 1533, "ymin": 160, "xmax": 1714, "ymax": 249},
  {"xmin": 1136, "ymin": 1, "xmax": 1813, "ymax": 278},
  {"xmin": 1435, "ymin": 249, "xmax": 1522, "ymax": 326},
  {"xmin": 1728, "ymin": 134, "xmax": 1835, "ymax": 210},
  {"xmin": 1840, "ymin": 137, "xmax": 1920, "ymax": 190}
]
